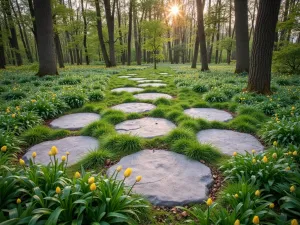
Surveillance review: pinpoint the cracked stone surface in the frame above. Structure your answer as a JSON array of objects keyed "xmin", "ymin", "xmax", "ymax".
[
  {"xmin": 138, "ymin": 83, "xmax": 167, "ymax": 87},
  {"xmin": 115, "ymin": 117, "xmax": 176, "ymax": 138},
  {"xmin": 23, "ymin": 136, "xmax": 99, "ymax": 166},
  {"xmin": 197, "ymin": 129, "xmax": 264, "ymax": 155},
  {"xmin": 112, "ymin": 103, "xmax": 156, "ymax": 113},
  {"xmin": 184, "ymin": 108, "xmax": 233, "ymax": 122},
  {"xmin": 118, "ymin": 76, "xmax": 132, "ymax": 78},
  {"xmin": 137, "ymin": 79, "xmax": 163, "ymax": 83},
  {"xmin": 107, "ymin": 150, "xmax": 213, "ymax": 206},
  {"xmin": 128, "ymin": 77, "xmax": 146, "ymax": 81},
  {"xmin": 133, "ymin": 93, "xmax": 173, "ymax": 100},
  {"xmin": 50, "ymin": 113, "xmax": 100, "ymax": 130},
  {"xmin": 111, "ymin": 87, "xmax": 144, "ymax": 93}
]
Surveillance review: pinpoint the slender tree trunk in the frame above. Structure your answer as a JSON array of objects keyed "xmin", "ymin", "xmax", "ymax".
[
  {"xmin": 81, "ymin": 0, "xmax": 89, "ymax": 65},
  {"xmin": 249, "ymin": 0, "xmax": 257, "ymax": 40},
  {"xmin": 167, "ymin": 29, "xmax": 173, "ymax": 64},
  {"xmin": 280, "ymin": 0, "xmax": 290, "ymax": 42},
  {"xmin": 191, "ymin": 30, "xmax": 200, "ymax": 68},
  {"xmin": 28, "ymin": 0, "xmax": 37, "ymax": 44},
  {"xmin": 227, "ymin": 0, "xmax": 232, "ymax": 64},
  {"xmin": 117, "ymin": 0, "xmax": 125, "ymax": 65},
  {"xmin": 34, "ymin": 0, "xmax": 57, "ymax": 76},
  {"xmin": 0, "ymin": 23, "xmax": 5, "ymax": 69},
  {"xmin": 133, "ymin": 1, "xmax": 141, "ymax": 65},
  {"xmin": 54, "ymin": 32, "xmax": 64, "ymax": 68},
  {"xmin": 127, "ymin": 0, "xmax": 133, "ymax": 65},
  {"xmin": 247, "ymin": 0, "xmax": 281, "ymax": 94}
]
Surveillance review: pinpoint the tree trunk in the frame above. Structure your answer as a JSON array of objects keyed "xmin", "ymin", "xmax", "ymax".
[
  {"xmin": 247, "ymin": 0, "xmax": 281, "ymax": 94},
  {"xmin": 0, "ymin": 23, "xmax": 6, "ymax": 69},
  {"xmin": 117, "ymin": 0, "xmax": 125, "ymax": 65},
  {"xmin": 279, "ymin": 0, "xmax": 290, "ymax": 42},
  {"xmin": 133, "ymin": 1, "xmax": 141, "ymax": 65},
  {"xmin": 81, "ymin": 0, "xmax": 89, "ymax": 65},
  {"xmin": 127, "ymin": 0, "xmax": 133, "ymax": 65},
  {"xmin": 34, "ymin": 0, "xmax": 57, "ymax": 76},
  {"xmin": 54, "ymin": 32, "xmax": 64, "ymax": 68},
  {"xmin": 191, "ymin": 30, "xmax": 200, "ymax": 68},
  {"xmin": 227, "ymin": 0, "xmax": 232, "ymax": 64},
  {"xmin": 27, "ymin": 0, "xmax": 38, "ymax": 44},
  {"xmin": 167, "ymin": 29, "xmax": 173, "ymax": 64},
  {"xmin": 234, "ymin": 0, "xmax": 249, "ymax": 73}
]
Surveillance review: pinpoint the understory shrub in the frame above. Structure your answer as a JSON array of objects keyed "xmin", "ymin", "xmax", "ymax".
[
  {"xmin": 58, "ymin": 77, "xmax": 81, "ymax": 85},
  {"xmin": 2, "ymin": 91, "xmax": 26, "ymax": 100},
  {"xmin": 88, "ymin": 91, "xmax": 105, "ymax": 101},
  {"xmin": 62, "ymin": 92, "xmax": 87, "ymax": 108},
  {"xmin": 204, "ymin": 90, "xmax": 228, "ymax": 103}
]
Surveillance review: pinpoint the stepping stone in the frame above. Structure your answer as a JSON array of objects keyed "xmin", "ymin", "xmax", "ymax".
[
  {"xmin": 50, "ymin": 113, "xmax": 100, "ymax": 130},
  {"xmin": 159, "ymin": 73, "xmax": 168, "ymax": 75},
  {"xmin": 127, "ymin": 73, "xmax": 137, "ymax": 76},
  {"xmin": 184, "ymin": 108, "xmax": 233, "ymax": 122},
  {"xmin": 138, "ymin": 83, "xmax": 167, "ymax": 87},
  {"xmin": 196, "ymin": 129, "xmax": 264, "ymax": 155},
  {"xmin": 23, "ymin": 136, "xmax": 99, "ymax": 166},
  {"xmin": 111, "ymin": 87, "xmax": 144, "ymax": 93},
  {"xmin": 128, "ymin": 77, "xmax": 146, "ymax": 81},
  {"xmin": 115, "ymin": 117, "xmax": 176, "ymax": 138},
  {"xmin": 134, "ymin": 93, "xmax": 173, "ymax": 100},
  {"xmin": 111, "ymin": 103, "xmax": 156, "ymax": 113},
  {"xmin": 107, "ymin": 150, "xmax": 213, "ymax": 206},
  {"xmin": 118, "ymin": 76, "xmax": 132, "ymax": 78},
  {"xmin": 137, "ymin": 79, "xmax": 163, "ymax": 83}
]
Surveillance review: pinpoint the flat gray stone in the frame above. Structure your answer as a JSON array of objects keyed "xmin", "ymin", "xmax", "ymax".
[
  {"xmin": 127, "ymin": 73, "xmax": 137, "ymax": 76},
  {"xmin": 23, "ymin": 136, "xmax": 99, "ymax": 166},
  {"xmin": 159, "ymin": 73, "xmax": 168, "ymax": 75},
  {"xmin": 138, "ymin": 83, "xmax": 167, "ymax": 87},
  {"xmin": 133, "ymin": 93, "xmax": 173, "ymax": 100},
  {"xmin": 115, "ymin": 117, "xmax": 176, "ymax": 138},
  {"xmin": 107, "ymin": 150, "xmax": 213, "ymax": 206},
  {"xmin": 111, "ymin": 103, "xmax": 156, "ymax": 113},
  {"xmin": 118, "ymin": 76, "xmax": 132, "ymax": 78},
  {"xmin": 50, "ymin": 113, "xmax": 100, "ymax": 130},
  {"xmin": 111, "ymin": 87, "xmax": 144, "ymax": 93},
  {"xmin": 184, "ymin": 108, "xmax": 233, "ymax": 122},
  {"xmin": 128, "ymin": 77, "xmax": 146, "ymax": 81},
  {"xmin": 137, "ymin": 79, "xmax": 163, "ymax": 83},
  {"xmin": 197, "ymin": 129, "xmax": 264, "ymax": 155}
]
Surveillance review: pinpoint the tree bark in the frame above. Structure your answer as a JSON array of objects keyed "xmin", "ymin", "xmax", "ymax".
[
  {"xmin": 227, "ymin": 0, "xmax": 232, "ymax": 64},
  {"xmin": 81, "ymin": 0, "xmax": 89, "ymax": 65},
  {"xmin": 34, "ymin": 0, "xmax": 57, "ymax": 76},
  {"xmin": 191, "ymin": 30, "xmax": 200, "ymax": 68},
  {"xmin": 0, "ymin": 23, "xmax": 6, "ymax": 69},
  {"xmin": 117, "ymin": 0, "xmax": 125, "ymax": 65},
  {"xmin": 247, "ymin": 0, "xmax": 281, "ymax": 94},
  {"xmin": 127, "ymin": 0, "xmax": 133, "ymax": 65},
  {"xmin": 27, "ymin": 0, "xmax": 38, "ymax": 44},
  {"xmin": 234, "ymin": 0, "xmax": 249, "ymax": 73}
]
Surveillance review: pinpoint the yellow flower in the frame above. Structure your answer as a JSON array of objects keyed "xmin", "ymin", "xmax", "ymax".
[
  {"xmin": 272, "ymin": 153, "xmax": 277, "ymax": 159},
  {"xmin": 253, "ymin": 215, "xmax": 260, "ymax": 224},
  {"xmin": 262, "ymin": 156, "xmax": 268, "ymax": 163},
  {"xmin": 289, "ymin": 151, "xmax": 292, "ymax": 155},
  {"xmin": 61, "ymin": 156, "xmax": 66, "ymax": 161},
  {"xmin": 290, "ymin": 185, "xmax": 296, "ymax": 192},
  {"xmin": 293, "ymin": 151, "xmax": 297, "ymax": 156},
  {"xmin": 116, "ymin": 165, "xmax": 122, "ymax": 172},
  {"xmin": 136, "ymin": 176, "xmax": 142, "ymax": 182},
  {"xmin": 19, "ymin": 158, "xmax": 25, "ymax": 166},
  {"xmin": 90, "ymin": 183, "xmax": 96, "ymax": 191},
  {"xmin": 286, "ymin": 166, "xmax": 291, "ymax": 171},
  {"xmin": 16, "ymin": 198, "xmax": 21, "ymax": 204},
  {"xmin": 74, "ymin": 172, "xmax": 81, "ymax": 179},
  {"xmin": 206, "ymin": 198, "xmax": 213, "ymax": 206},
  {"xmin": 1, "ymin": 146, "xmax": 7, "ymax": 152},
  {"xmin": 11, "ymin": 114, "xmax": 16, "ymax": 118},
  {"xmin": 291, "ymin": 219, "xmax": 298, "ymax": 225},
  {"xmin": 124, "ymin": 168, "xmax": 132, "ymax": 178},
  {"xmin": 234, "ymin": 219, "xmax": 240, "ymax": 225},
  {"xmin": 273, "ymin": 141, "xmax": 278, "ymax": 147},
  {"xmin": 233, "ymin": 152, "xmax": 237, "ymax": 156},
  {"xmin": 32, "ymin": 152, "xmax": 37, "ymax": 158},
  {"xmin": 252, "ymin": 158, "xmax": 256, "ymax": 163},
  {"xmin": 88, "ymin": 177, "xmax": 95, "ymax": 184},
  {"xmin": 255, "ymin": 190, "xmax": 261, "ymax": 197},
  {"xmin": 31, "ymin": 99, "xmax": 36, "ymax": 103},
  {"xmin": 6, "ymin": 108, "xmax": 10, "ymax": 113},
  {"xmin": 252, "ymin": 149, "xmax": 256, "ymax": 154},
  {"xmin": 51, "ymin": 146, "xmax": 58, "ymax": 156},
  {"xmin": 292, "ymin": 106, "xmax": 295, "ymax": 111},
  {"xmin": 56, "ymin": 186, "xmax": 61, "ymax": 194},
  {"xmin": 66, "ymin": 151, "xmax": 70, "ymax": 155},
  {"xmin": 234, "ymin": 194, "xmax": 239, "ymax": 199},
  {"xmin": 48, "ymin": 151, "xmax": 52, "ymax": 156},
  {"xmin": 269, "ymin": 203, "xmax": 275, "ymax": 208}
]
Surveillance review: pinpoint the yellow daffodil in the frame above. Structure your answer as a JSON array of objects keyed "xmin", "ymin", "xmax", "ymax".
[
  {"xmin": 252, "ymin": 158, "xmax": 256, "ymax": 163},
  {"xmin": 31, "ymin": 99, "xmax": 36, "ymax": 103},
  {"xmin": 273, "ymin": 141, "xmax": 278, "ymax": 147},
  {"xmin": 234, "ymin": 219, "xmax": 240, "ymax": 225},
  {"xmin": 19, "ymin": 158, "xmax": 25, "ymax": 166},
  {"xmin": 56, "ymin": 186, "xmax": 61, "ymax": 194},
  {"xmin": 116, "ymin": 165, "xmax": 122, "ymax": 172},
  {"xmin": 234, "ymin": 194, "xmax": 239, "ymax": 199},
  {"xmin": 48, "ymin": 151, "xmax": 52, "ymax": 156},
  {"xmin": 136, "ymin": 176, "xmax": 142, "ymax": 182},
  {"xmin": 11, "ymin": 114, "xmax": 16, "ymax": 118},
  {"xmin": 269, "ymin": 203, "xmax": 275, "ymax": 208},
  {"xmin": 32, "ymin": 152, "xmax": 37, "ymax": 158},
  {"xmin": 74, "ymin": 171, "xmax": 81, "ymax": 179},
  {"xmin": 291, "ymin": 219, "xmax": 298, "ymax": 225},
  {"xmin": 233, "ymin": 152, "xmax": 237, "ymax": 156},
  {"xmin": 290, "ymin": 185, "xmax": 296, "ymax": 192},
  {"xmin": 66, "ymin": 151, "xmax": 70, "ymax": 155},
  {"xmin": 253, "ymin": 215, "xmax": 260, "ymax": 224},
  {"xmin": 252, "ymin": 149, "xmax": 256, "ymax": 154},
  {"xmin": 255, "ymin": 190, "xmax": 261, "ymax": 197},
  {"xmin": 1, "ymin": 146, "xmax": 7, "ymax": 152},
  {"xmin": 288, "ymin": 151, "xmax": 292, "ymax": 155},
  {"xmin": 124, "ymin": 168, "xmax": 132, "ymax": 178},
  {"xmin": 286, "ymin": 166, "xmax": 291, "ymax": 171},
  {"xmin": 90, "ymin": 183, "xmax": 96, "ymax": 191},
  {"xmin": 88, "ymin": 177, "xmax": 95, "ymax": 184},
  {"xmin": 292, "ymin": 106, "xmax": 295, "ymax": 111},
  {"xmin": 61, "ymin": 156, "xmax": 66, "ymax": 161},
  {"xmin": 272, "ymin": 153, "xmax": 277, "ymax": 159},
  {"xmin": 262, "ymin": 156, "xmax": 268, "ymax": 163},
  {"xmin": 293, "ymin": 151, "xmax": 297, "ymax": 156},
  {"xmin": 206, "ymin": 198, "xmax": 213, "ymax": 206},
  {"xmin": 51, "ymin": 146, "xmax": 58, "ymax": 156},
  {"xmin": 16, "ymin": 198, "xmax": 21, "ymax": 204}
]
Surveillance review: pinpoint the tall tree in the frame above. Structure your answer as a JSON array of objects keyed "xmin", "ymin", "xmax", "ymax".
[
  {"xmin": 127, "ymin": 0, "xmax": 133, "ymax": 65},
  {"xmin": 0, "ymin": 22, "xmax": 5, "ymax": 69},
  {"xmin": 247, "ymin": 0, "xmax": 281, "ymax": 94},
  {"xmin": 81, "ymin": 0, "xmax": 89, "ymax": 65},
  {"xmin": 234, "ymin": 0, "xmax": 249, "ymax": 73},
  {"xmin": 34, "ymin": 0, "xmax": 57, "ymax": 76}
]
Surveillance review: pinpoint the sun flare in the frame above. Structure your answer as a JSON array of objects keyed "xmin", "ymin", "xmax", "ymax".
[{"xmin": 170, "ymin": 5, "xmax": 179, "ymax": 16}]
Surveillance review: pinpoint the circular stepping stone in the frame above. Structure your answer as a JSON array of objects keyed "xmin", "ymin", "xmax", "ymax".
[
  {"xmin": 111, "ymin": 87, "xmax": 144, "ymax": 93},
  {"xmin": 23, "ymin": 136, "xmax": 99, "ymax": 166},
  {"xmin": 115, "ymin": 117, "xmax": 176, "ymax": 138},
  {"xmin": 184, "ymin": 108, "xmax": 233, "ymax": 122},
  {"xmin": 134, "ymin": 93, "xmax": 173, "ymax": 100},
  {"xmin": 111, "ymin": 103, "xmax": 156, "ymax": 113},
  {"xmin": 159, "ymin": 72, "xmax": 168, "ymax": 75},
  {"xmin": 197, "ymin": 129, "xmax": 264, "ymax": 155},
  {"xmin": 137, "ymin": 79, "xmax": 163, "ymax": 83},
  {"xmin": 107, "ymin": 150, "xmax": 213, "ymax": 206},
  {"xmin": 138, "ymin": 83, "xmax": 167, "ymax": 87},
  {"xmin": 50, "ymin": 113, "xmax": 100, "ymax": 130},
  {"xmin": 127, "ymin": 73, "xmax": 137, "ymax": 76},
  {"xmin": 128, "ymin": 77, "xmax": 146, "ymax": 81},
  {"xmin": 118, "ymin": 76, "xmax": 132, "ymax": 78}
]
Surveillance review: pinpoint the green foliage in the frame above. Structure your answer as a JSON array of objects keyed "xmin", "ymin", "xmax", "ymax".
[
  {"xmin": 165, "ymin": 128, "xmax": 194, "ymax": 144},
  {"xmin": 192, "ymin": 83, "xmax": 209, "ymax": 93},
  {"xmin": 204, "ymin": 90, "xmax": 228, "ymax": 103},
  {"xmin": 58, "ymin": 77, "xmax": 81, "ymax": 85},
  {"xmin": 80, "ymin": 149, "xmax": 114, "ymax": 169},
  {"xmin": 2, "ymin": 91, "xmax": 26, "ymax": 100},
  {"xmin": 62, "ymin": 92, "xmax": 87, "ymax": 108},
  {"xmin": 81, "ymin": 120, "xmax": 115, "ymax": 138},
  {"xmin": 88, "ymin": 91, "xmax": 105, "ymax": 101},
  {"xmin": 101, "ymin": 109, "xmax": 126, "ymax": 124},
  {"xmin": 102, "ymin": 134, "xmax": 142, "ymax": 154},
  {"xmin": 273, "ymin": 44, "xmax": 300, "ymax": 74}
]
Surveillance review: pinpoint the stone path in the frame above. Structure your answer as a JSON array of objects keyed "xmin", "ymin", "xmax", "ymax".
[
  {"xmin": 115, "ymin": 117, "xmax": 176, "ymax": 138},
  {"xmin": 196, "ymin": 129, "xmax": 264, "ymax": 155},
  {"xmin": 50, "ymin": 113, "xmax": 100, "ymax": 130},
  {"xmin": 159, "ymin": 73, "xmax": 168, "ymax": 75},
  {"xmin": 137, "ymin": 80, "xmax": 163, "ymax": 83},
  {"xmin": 107, "ymin": 150, "xmax": 213, "ymax": 206},
  {"xmin": 24, "ymin": 136, "xmax": 99, "ymax": 165},
  {"xmin": 184, "ymin": 108, "xmax": 233, "ymax": 122},
  {"xmin": 133, "ymin": 93, "xmax": 173, "ymax": 100},
  {"xmin": 138, "ymin": 83, "xmax": 167, "ymax": 87},
  {"xmin": 118, "ymin": 76, "xmax": 132, "ymax": 78},
  {"xmin": 111, "ymin": 87, "xmax": 144, "ymax": 93},
  {"xmin": 111, "ymin": 103, "xmax": 156, "ymax": 113},
  {"xmin": 128, "ymin": 77, "xmax": 146, "ymax": 81},
  {"xmin": 127, "ymin": 73, "xmax": 137, "ymax": 76}
]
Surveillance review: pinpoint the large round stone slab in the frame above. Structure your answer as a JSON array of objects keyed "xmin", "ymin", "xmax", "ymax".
[
  {"xmin": 133, "ymin": 93, "xmax": 173, "ymax": 100},
  {"xmin": 107, "ymin": 150, "xmax": 213, "ymax": 206},
  {"xmin": 159, "ymin": 72, "xmax": 168, "ymax": 75},
  {"xmin": 137, "ymin": 79, "xmax": 163, "ymax": 83},
  {"xmin": 115, "ymin": 117, "xmax": 176, "ymax": 138},
  {"xmin": 50, "ymin": 113, "xmax": 100, "ymax": 130},
  {"xmin": 111, "ymin": 103, "xmax": 156, "ymax": 113},
  {"xmin": 118, "ymin": 76, "xmax": 132, "ymax": 78},
  {"xmin": 127, "ymin": 73, "xmax": 137, "ymax": 76},
  {"xmin": 111, "ymin": 87, "xmax": 144, "ymax": 93},
  {"xmin": 128, "ymin": 77, "xmax": 146, "ymax": 81},
  {"xmin": 184, "ymin": 108, "xmax": 233, "ymax": 122},
  {"xmin": 197, "ymin": 129, "xmax": 264, "ymax": 155},
  {"xmin": 23, "ymin": 136, "xmax": 99, "ymax": 166},
  {"xmin": 138, "ymin": 83, "xmax": 167, "ymax": 87}
]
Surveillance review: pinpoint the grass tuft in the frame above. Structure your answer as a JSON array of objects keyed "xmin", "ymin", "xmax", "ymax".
[
  {"xmin": 79, "ymin": 149, "xmax": 114, "ymax": 170},
  {"xmin": 102, "ymin": 134, "xmax": 142, "ymax": 154}
]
